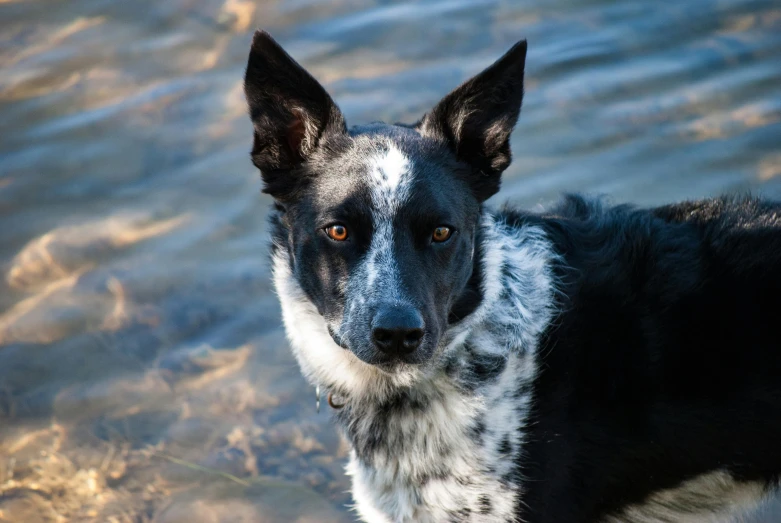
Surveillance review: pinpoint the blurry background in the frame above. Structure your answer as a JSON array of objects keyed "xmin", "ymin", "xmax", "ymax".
[{"xmin": 1, "ymin": 0, "xmax": 780, "ymax": 521}]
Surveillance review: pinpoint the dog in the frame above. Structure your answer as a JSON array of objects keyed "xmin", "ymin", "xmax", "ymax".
[{"xmin": 243, "ymin": 30, "xmax": 781, "ymax": 523}]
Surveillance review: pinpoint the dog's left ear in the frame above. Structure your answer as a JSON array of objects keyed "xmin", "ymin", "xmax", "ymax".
[
  {"xmin": 417, "ymin": 40, "xmax": 527, "ymax": 201},
  {"xmin": 244, "ymin": 30, "xmax": 346, "ymax": 200}
]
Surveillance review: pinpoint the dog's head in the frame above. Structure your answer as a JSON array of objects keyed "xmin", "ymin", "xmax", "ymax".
[{"xmin": 244, "ymin": 31, "xmax": 525, "ymax": 375}]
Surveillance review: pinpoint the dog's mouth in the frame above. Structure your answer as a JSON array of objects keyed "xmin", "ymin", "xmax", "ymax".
[{"xmin": 327, "ymin": 324, "xmax": 349, "ymax": 349}]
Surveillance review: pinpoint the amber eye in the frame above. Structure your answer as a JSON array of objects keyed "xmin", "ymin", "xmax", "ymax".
[
  {"xmin": 325, "ymin": 224, "xmax": 348, "ymax": 241},
  {"xmin": 432, "ymin": 226, "xmax": 452, "ymax": 243}
]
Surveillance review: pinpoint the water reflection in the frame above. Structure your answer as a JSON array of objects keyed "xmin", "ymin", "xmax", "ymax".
[{"xmin": 1, "ymin": 0, "xmax": 780, "ymax": 520}]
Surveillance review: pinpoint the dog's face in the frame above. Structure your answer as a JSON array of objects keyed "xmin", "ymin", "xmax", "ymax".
[
  {"xmin": 245, "ymin": 31, "xmax": 526, "ymax": 374},
  {"xmin": 272, "ymin": 129, "xmax": 484, "ymax": 370}
]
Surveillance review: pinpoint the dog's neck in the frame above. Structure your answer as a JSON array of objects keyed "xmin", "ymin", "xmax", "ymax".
[{"xmin": 273, "ymin": 210, "xmax": 560, "ymax": 521}]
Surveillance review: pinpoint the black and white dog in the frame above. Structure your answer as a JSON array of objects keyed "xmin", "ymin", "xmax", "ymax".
[{"xmin": 243, "ymin": 31, "xmax": 781, "ymax": 523}]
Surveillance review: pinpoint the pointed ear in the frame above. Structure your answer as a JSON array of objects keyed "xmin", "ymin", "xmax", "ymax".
[
  {"xmin": 417, "ymin": 40, "xmax": 527, "ymax": 201},
  {"xmin": 244, "ymin": 30, "xmax": 346, "ymax": 199}
]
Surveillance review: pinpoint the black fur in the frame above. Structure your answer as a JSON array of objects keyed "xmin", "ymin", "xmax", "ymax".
[
  {"xmin": 417, "ymin": 40, "xmax": 526, "ymax": 201},
  {"xmin": 515, "ymin": 195, "xmax": 781, "ymax": 522},
  {"xmin": 244, "ymin": 31, "xmax": 348, "ymax": 200}
]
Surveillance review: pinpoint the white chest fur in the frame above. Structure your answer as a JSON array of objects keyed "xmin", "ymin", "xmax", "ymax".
[{"xmin": 343, "ymin": 353, "xmax": 530, "ymax": 523}]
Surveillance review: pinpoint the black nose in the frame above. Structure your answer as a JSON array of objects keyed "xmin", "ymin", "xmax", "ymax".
[{"xmin": 371, "ymin": 304, "xmax": 425, "ymax": 356}]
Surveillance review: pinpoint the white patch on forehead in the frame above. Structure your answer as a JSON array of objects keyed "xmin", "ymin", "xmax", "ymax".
[
  {"xmin": 366, "ymin": 144, "xmax": 412, "ymax": 210},
  {"xmin": 359, "ymin": 143, "xmax": 413, "ymax": 294}
]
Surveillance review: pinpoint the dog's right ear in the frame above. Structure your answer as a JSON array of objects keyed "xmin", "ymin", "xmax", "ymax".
[
  {"xmin": 244, "ymin": 30, "xmax": 346, "ymax": 199},
  {"xmin": 417, "ymin": 40, "xmax": 527, "ymax": 202}
]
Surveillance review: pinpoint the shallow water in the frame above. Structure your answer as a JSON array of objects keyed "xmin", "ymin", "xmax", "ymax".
[{"xmin": 1, "ymin": 0, "xmax": 780, "ymax": 520}]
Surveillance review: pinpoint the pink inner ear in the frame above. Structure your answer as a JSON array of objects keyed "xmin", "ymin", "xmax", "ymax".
[{"xmin": 286, "ymin": 113, "xmax": 306, "ymax": 160}]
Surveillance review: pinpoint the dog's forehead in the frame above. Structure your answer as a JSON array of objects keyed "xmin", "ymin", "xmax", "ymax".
[{"xmin": 313, "ymin": 126, "xmax": 433, "ymax": 212}]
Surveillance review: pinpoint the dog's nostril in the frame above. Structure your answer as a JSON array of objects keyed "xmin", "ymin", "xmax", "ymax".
[
  {"xmin": 373, "ymin": 328, "xmax": 393, "ymax": 344},
  {"xmin": 404, "ymin": 329, "xmax": 424, "ymax": 345}
]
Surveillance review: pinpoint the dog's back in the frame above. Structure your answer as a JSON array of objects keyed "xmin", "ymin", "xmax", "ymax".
[{"xmin": 519, "ymin": 195, "xmax": 781, "ymax": 521}]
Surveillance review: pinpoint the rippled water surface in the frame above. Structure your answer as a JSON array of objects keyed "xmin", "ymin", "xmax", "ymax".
[{"xmin": 1, "ymin": 0, "xmax": 781, "ymax": 520}]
